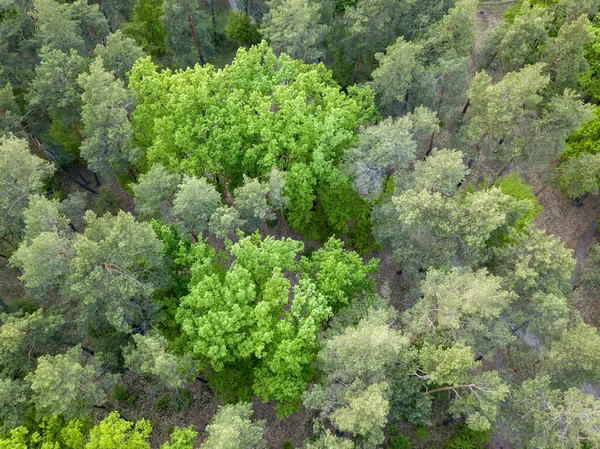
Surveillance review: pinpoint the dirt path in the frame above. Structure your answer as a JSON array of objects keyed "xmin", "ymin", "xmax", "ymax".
[
  {"xmin": 574, "ymin": 216, "xmax": 598, "ymax": 269},
  {"xmin": 228, "ymin": 0, "xmax": 237, "ymax": 10}
]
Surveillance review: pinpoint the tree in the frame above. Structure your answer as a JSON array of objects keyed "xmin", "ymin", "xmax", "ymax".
[
  {"xmin": 28, "ymin": 47, "xmax": 88, "ymax": 141},
  {"xmin": 261, "ymin": 0, "xmax": 327, "ymax": 62},
  {"xmin": 122, "ymin": 0, "xmax": 167, "ymax": 57},
  {"xmin": 208, "ymin": 206, "xmax": 246, "ymax": 239},
  {"xmin": 461, "ymin": 63, "xmax": 593, "ymax": 170},
  {"xmin": 267, "ymin": 167, "xmax": 289, "ymax": 221},
  {"xmin": 233, "ymin": 176, "xmax": 274, "ymax": 231},
  {"xmin": 199, "ymin": 403, "xmax": 266, "ymax": 449},
  {"xmin": 371, "ymin": 37, "xmax": 428, "ymax": 113},
  {"xmin": 0, "ymin": 135, "xmax": 54, "ymax": 246},
  {"xmin": 161, "ymin": 426, "xmax": 197, "ymax": 449},
  {"xmin": 94, "ymin": 30, "xmax": 146, "ymax": 83},
  {"xmin": 161, "ymin": 0, "xmax": 213, "ymax": 68},
  {"xmin": 342, "ymin": 109, "xmax": 438, "ymax": 202},
  {"xmin": 404, "ymin": 268, "xmax": 515, "ymax": 354},
  {"xmin": 304, "ymin": 432, "xmax": 354, "ymax": 449},
  {"xmin": 225, "ymin": 11, "xmax": 261, "ymax": 49},
  {"xmin": 85, "ymin": 412, "xmax": 151, "ymax": 449},
  {"xmin": 303, "ymin": 308, "xmax": 407, "ymax": 447},
  {"xmin": 129, "ymin": 44, "xmax": 376, "ymax": 244},
  {"xmin": 25, "ymin": 346, "xmax": 116, "ymax": 419},
  {"xmin": 559, "ymin": 151, "xmax": 600, "ymax": 199},
  {"xmin": 0, "ymin": 309, "xmax": 64, "ymax": 378},
  {"xmin": 173, "ymin": 176, "xmax": 221, "ymax": 238},
  {"xmin": 78, "ymin": 58, "xmax": 140, "ymax": 178},
  {"xmin": 70, "ymin": 0, "xmax": 110, "ymax": 52},
  {"xmin": 123, "ymin": 333, "xmax": 187, "ymax": 391},
  {"xmin": 410, "ymin": 149, "xmax": 468, "ymax": 196},
  {"xmin": 502, "ymin": 376, "xmax": 600, "ymax": 449},
  {"xmin": 481, "ymin": 2, "xmax": 553, "ymax": 73},
  {"xmin": 30, "ymin": 0, "xmax": 85, "ymax": 53},
  {"xmin": 68, "ymin": 211, "xmax": 168, "ymax": 334},
  {"xmin": 132, "ymin": 164, "xmax": 181, "ymax": 222}
]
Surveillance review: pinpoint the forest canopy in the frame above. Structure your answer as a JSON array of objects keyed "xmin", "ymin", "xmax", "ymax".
[{"xmin": 1, "ymin": 0, "xmax": 600, "ymax": 448}]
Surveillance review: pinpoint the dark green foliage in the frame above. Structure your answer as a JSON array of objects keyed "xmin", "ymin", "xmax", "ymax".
[
  {"xmin": 225, "ymin": 11, "xmax": 261, "ymax": 48},
  {"xmin": 387, "ymin": 435, "xmax": 412, "ymax": 449},
  {"xmin": 445, "ymin": 428, "xmax": 490, "ymax": 449},
  {"xmin": 122, "ymin": 0, "xmax": 167, "ymax": 57}
]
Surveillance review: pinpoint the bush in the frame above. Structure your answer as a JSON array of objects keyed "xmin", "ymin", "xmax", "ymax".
[
  {"xmin": 496, "ymin": 174, "xmax": 544, "ymax": 230},
  {"xmin": 282, "ymin": 442, "xmax": 294, "ymax": 449},
  {"xmin": 445, "ymin": 428, "xmax": 491, "ymax": 449},
  {"xmin": 387, "ymin": 435, "xmax": 412, "ymax": 449},
  {"xmin": 415, "ymin": 427, "xmax": 429, "ymax": 440}
]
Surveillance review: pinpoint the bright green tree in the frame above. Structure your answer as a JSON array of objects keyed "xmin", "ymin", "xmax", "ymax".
[
  {"xmin": 85, "ymin": 412, "xmax": 151, "ymax": 449},
  {"xmin": 129, "ymin": 43, "xmax": 376, "ymax": 244}
]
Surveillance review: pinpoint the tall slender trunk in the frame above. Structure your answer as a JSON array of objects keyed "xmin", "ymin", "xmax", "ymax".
[
  {"xmin": 425, "ymin": 132, "xmax": 435, "ymax": 158},
  {"xmin": 188, "ymin": 12, "xmax": 206, "ymax": 65},
  {"xmin": 93, "ymin": 172, "xmax": 101, "ymax": 187},
  {"xmin": 72, "ymin": 118, "xmax": 83, "ymax": 142},
  {"xmin": 352, "ymin": 54, "xmax": 362, "ymax": 85},
  {"xmin": 210, "ymin": 0, "xmax": 217, "ymax": 40}
]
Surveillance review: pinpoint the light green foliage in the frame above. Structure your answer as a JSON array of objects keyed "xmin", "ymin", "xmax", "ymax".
[
  {"xmin": 0, "ymin": 426, "xmax": 28, "ymax": 449},
  {"xmin": 304, "ymin": 309, "xmax": 407, "ymax": 447},
  {"xmin": 371, "ymin": 37, "xmax": 427, "ymax": 113},
  {"xmin": 129, "ymin": 43, "xmax": 376, "ymax": 243},
  {"xmin": 393, "ymin": 187, "xmax": 515, "ymax": 271},
  {"xmin": 28, "ymin": 47, "xmax": 87, "ymax": 127},
  {"xmin": 305, "ymin": 431, "xmax": 355, "ymax": 449},
  {"xmin": 488, "ymin": 228, "xmax": 575, "ymax": 297},
  {"xmin": 582, "ymin": 243, "xmax": 600, "ymax": 291},
  {"xmin": 234, "ymin": 176, "xmax": 274, "ymax": 230},
  {"xmin": 544, "ymin": 322, "xmax": 600, "ymax": 388},
  {"xmin": 173, "ymin": 176, "xmax": 221, "ymax": 237},
  {"xmin": 208, "ymin": 206, "xmax": 246, "ymax": 239},
  {"xmin": 423, "ymin": 0, "xmax": 478, "ymax": 60},
  {"xmin": 200, "ymin": 403, "xmax": 266, "ymax": 449},
  {"xmin": 483, "ymin": 2, "xmax": 553, "ymax": 72},
  {"xmin": 419, "ymin": 344, "xmax": 508, "ymax": 431},
  {"xmin": 410, "ymin": 149, "xmax": 468, "ymax": 197},
  {"xmin": 559, "ymin": 151, "xmax": 600, "ymax": 198},
  {"xmin": 262, "ymin": 0, "xmax": 327, "ymax": 62},
  {"xmin": 25, "ymin": 346, "xmax": 115, "ymax": 419},
  {"xmin": 0, "ymin": 135, "xmax": 54, "ymax": 243},
  {"xmin": 463, "ymin": 64, "xmax": 593, "ymax": 168},
  {"xmin": 225, "ymin": 11, "xmax": 261, "ymax": 48},
  {"xmin": 30, "ymin": 0, "xmax": 85, "ymax": 53},
  {"xmin": 85, "ymin": 412, "xmax": 151, "ymax": 449},
  {"xmin": 300, "ymin": 238, "xmax": 378, "ymax": 311},
  {"xmin": 343, "ymin": 110, "xmax": 438, "ymax": 202},
  {"xmin": 94, "ymin": 30, "xmax": 146, "ymax": 82},
  {"xmin": 78, "ymin": 58, "xmax": 140, "ymax": 178},
  {"xmin": 177, "ymin": 234, "xmax": 376, "ymax": 416},
  {"xmin": 161, "ymin": 0, "xmax": 213, "ymax": 67},
  {"xmin": 68, "ymin": 211, "xmax": 168, "ymax": 333},
  {"xmin": 0, "ymin": 309, "xmax": 64, "ymax": 377},
  {"xmin": 404, "ymin": 268, "xmax": 515, "ymax": 353},
  {"xmin": 503, "ymin": 375, "xmax": 600, "ymax": 449},
  {"xmin": 20, "ymin": 195, "xmax": 71, "ymax": 243},
  {"xmin": 132, "ymin": 164, "xmax": 181, "ymax": 222},
  {"xmin": 0, "ymin": 416, "xmax": 88, "ymax": 449},
  {"xmin": 123, "ymin": 333, "xmax": 187, "ymax": 391},
  {"xmin": 122, "ymin": 0, "xmax": 167, "ymax": 57},
  {"xmin": 496, "ymin": 174, "xmax": 544, "ymax": 230},
  {"xmin": 579, "ymin": 24, "xmax": 600, "ymax": 101},
  {"xmin": 268, "ymin": 167, "xmax": 289, "ymax": 216},
  {"xmin": 161, "ymin": 426, "xmax": 197, "ymax": 449}
]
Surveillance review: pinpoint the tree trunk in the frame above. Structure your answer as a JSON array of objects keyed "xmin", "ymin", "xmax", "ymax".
[
  {"xmin": 93, "ymin": 172, "xmax": 101, "ymax": 187},
  {"xmin": 461, "ymin": 98, "xmax": 470, "ymax": 115},
  {"xmin": 577, "ymin": 194, "xmax": 589, "ymax": 207},
  {"xmin": 72, "ymin": 118, "xmax": 84, "ymax": 142},
  {"xmin": 352, "ymin": 54, "xmax": 362, "ymax": 85},
  {"xmin": 210, "ymin": 0, "xmax": 217, "ymax": 40},
  {"xmin": 188, "ymin": 12, "xmax": 206, "ymax": 66},
  {"xmin": 425, "ymin": 132, "xmax": 435, "ymax": 158}
]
